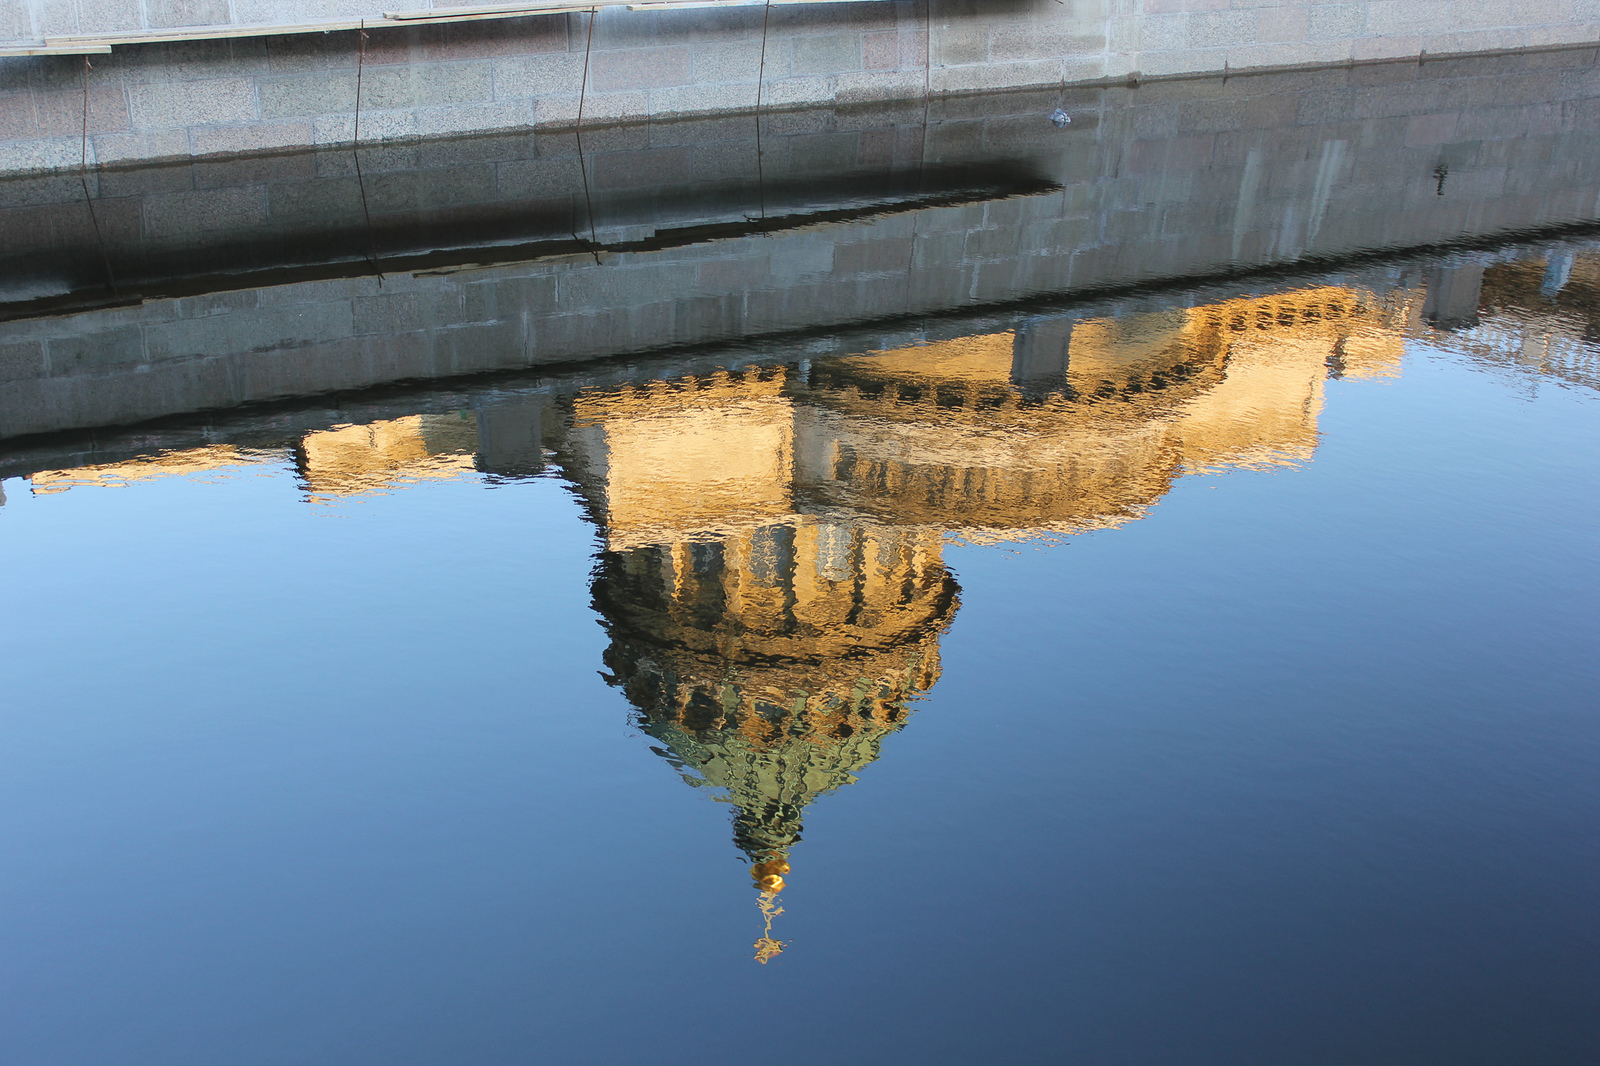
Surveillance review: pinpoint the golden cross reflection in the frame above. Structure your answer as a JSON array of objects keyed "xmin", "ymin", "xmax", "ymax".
[
  {"xmin": 17, "ymin": 256, "xmax": 1599, "ymax": 959},
  {"xmin": 754, "ymin": 889, "xmax": 787, "ymax": 964}
]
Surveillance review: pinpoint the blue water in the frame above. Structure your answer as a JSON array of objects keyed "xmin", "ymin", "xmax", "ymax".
[{"xmin": 1, "ymin": 329, "xmax": 1598, "ymax": 1063}]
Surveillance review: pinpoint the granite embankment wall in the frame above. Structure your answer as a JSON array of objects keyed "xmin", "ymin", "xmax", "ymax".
[
  {"xmin": 2, "ymin": 0, "xmax": 1599, "ymax": 175},
  {"xmin": 2, "ymin": 52, "xmax": 1598, "ymax": 439}
]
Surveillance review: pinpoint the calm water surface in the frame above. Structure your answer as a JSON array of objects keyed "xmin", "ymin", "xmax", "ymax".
[{"xmin": 1, "ymin": 247, "xmax": 1597, "ymax": 1064}]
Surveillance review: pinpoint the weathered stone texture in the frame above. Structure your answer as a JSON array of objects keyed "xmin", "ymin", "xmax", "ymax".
[{"xmin": 0, "ymin": 0, "xmax": 1596, "ymax": 174}]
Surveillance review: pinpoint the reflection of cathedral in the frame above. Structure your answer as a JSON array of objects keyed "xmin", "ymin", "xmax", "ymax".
[
  {"xmin": 589, "ymin": 524, "xmax": 954, "ymax": 964},
  {"xmin": 590, "ymin": 525, "xmax": 954, "ymax": 893},
  {"xmin": 558, "ymin": 374, "xmax": 962, "ymax": 959},
  {"xmin": 293, "ymin": 414, "xmax": 479, "ymax": 502},
  {"xmin": 544, "ymin": 283, "xmax": 1411, "ymax": 959},
  {"xmin": 792, "ymin": 284, "xmax": 1408, "ymax": 542},
  {"xmin": 20, "ymin": 261, "xmax": 1591, "ymax": 957}
]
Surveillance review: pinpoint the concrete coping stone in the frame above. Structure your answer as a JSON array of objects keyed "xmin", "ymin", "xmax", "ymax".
[{"xmin": 0, "ymin": 0, "xmax": 885, "ymax": 57}]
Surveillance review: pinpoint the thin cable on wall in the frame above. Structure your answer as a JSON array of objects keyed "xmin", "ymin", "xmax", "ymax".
[
  {"xmin": 903, "ymin": 0, "xmax": 933, "ymax": 315},
  {"xmin": 354, "ymin": 21, "xmax": 384, "ymax": 285},
  {"xmin": 575, "ymin": 6, "xmax": 602, "ymax": 261},
  {"xmin": 78, "ymin": 56, "xmax": 117, "ymax": 296},
  {"xmin": 755, "ymin": 0, "xmax": 773, "ymax": 228}
]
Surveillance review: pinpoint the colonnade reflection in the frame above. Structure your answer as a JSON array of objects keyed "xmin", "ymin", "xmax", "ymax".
[{"xmin": 16, "ymin": 252, "xmax": 1598, "ymax": 959}]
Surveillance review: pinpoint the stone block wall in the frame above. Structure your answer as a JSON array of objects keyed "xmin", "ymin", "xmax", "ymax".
[
  {"xmin": 3, "ymin": 50, "xmax": 1599, "ymax": 438},
  {"xmin": 1, "ymin": 0, "xmax": 1598, "ymax": 176},
  {"xmin": 1111, "ymin": 0, "xmax": 1600, "ymax": 76}
]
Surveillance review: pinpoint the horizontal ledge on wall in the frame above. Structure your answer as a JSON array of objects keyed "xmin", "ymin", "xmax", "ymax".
[
  {"xmin": 2, "ymin": 23, "xmax": 367, "ymax": 54},
  {"xmin": 3, "ymin": 43, "xmax": 114, "ymax": 54},
  {"xmin": 0, "ymin": 0, "xmax": 884, "ymax": 57},
  {"xmin": 384, "ymin": 0, "xmax": 642, "ymax": 20},
  {"xmin": 386, "ymin": 0, "xmax": 872, "ymax": 18}
]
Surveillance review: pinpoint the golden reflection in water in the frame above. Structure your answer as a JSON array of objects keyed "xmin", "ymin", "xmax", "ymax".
[
  {"xmin": 754, "ymin": 890, "xmax": 786, "ymax": 964},
  {"xmin": 28, "ymin": 445, "xmax": 282, "ymax": 494},
  {"xmin": 295, "ymin": 414, "xmax": 479, "ymax": 503},
  {"xmin": 555, "ymin": 283, "xmax": 1416, "ymax": 957},
  {"xmin": 19, "ymin": 268, "xmax": 1592, "ymax": 957},
  {"xmin": 795, "ymin": 284, "xmax": 1409, "ymax": 541},
  {"xmin": 586, "ymin": 517, "xmax": 955, "ymax": 959},
  {"xmin": 564, "ymin": 372, "xmax": 958, "ymax": 948}
]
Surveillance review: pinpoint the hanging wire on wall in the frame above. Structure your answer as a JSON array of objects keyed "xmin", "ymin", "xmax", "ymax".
[
  {"xmin": 575, "ymin": 6, "xmax": 602, "ymax": 261},
  {"xmin": 78, "ymin": 56, "xmax": 117, "ymax": 296},
  {"xmin": 903, "ymin": 0, "xmax": 933, "ymax": 315},
  {"xmin": 754, "ymin": 0, "xmax": 774, "ymax": 228},
  {"xmin": 353, "ymin": 20, "xmax": 384, "ymax": 284}
]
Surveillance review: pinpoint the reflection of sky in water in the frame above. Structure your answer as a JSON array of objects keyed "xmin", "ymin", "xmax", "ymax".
[{"xmin": 1, "ymin": 257, "xmax": 1598, "ymax": 1062}]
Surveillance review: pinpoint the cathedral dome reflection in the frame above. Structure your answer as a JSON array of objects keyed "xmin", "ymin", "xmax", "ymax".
[{"xmin": 551, "ymin": 282, "xmax": 1411, "ymax": 959}]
